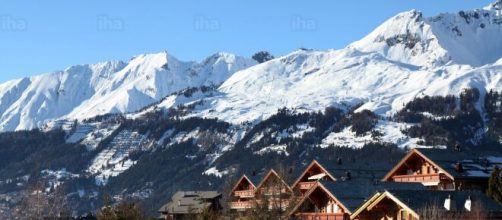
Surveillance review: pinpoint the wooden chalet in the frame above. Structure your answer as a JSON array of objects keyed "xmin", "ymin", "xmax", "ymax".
[
  {"xmin": 352, "ymin": 190, "xmax": 502, "ymax": 220},
  {"xmin": 229, "ymin": 174, "xmax": 261, "ymax": 211},
  {"xmin": 254, "ymin": 169, "xmax": 294, "ymax": 210},
  {"xmin": 290, "ymin": 160, "xmax": 337, "ymax": 195},
  {"xmin": 288, "ymin": 180, "xmax": 424, "ymax": 220},
  {"xmin": 383, "ymin": 148, "xmax": 502, "ymax": 191},
  {"xmin": 158, "ymin": 191, "xmax": 222, "ymax": 220},
  {"xmin": 288, "ymin": 181, "xmax": 352, "ymax": 220},
  {"xmin": 289, "ymin": 158, "xmax": 390, "ymax": 195}
]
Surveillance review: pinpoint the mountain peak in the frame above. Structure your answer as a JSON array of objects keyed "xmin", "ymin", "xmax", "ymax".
[{"xmin": 485, "ymin": 0, "xmax": 502, "ymax": 10}]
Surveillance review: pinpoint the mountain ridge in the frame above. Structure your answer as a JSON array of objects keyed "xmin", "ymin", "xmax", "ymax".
[{"xmin": 0, "ymin": 51, "xmax": 255, "ymax": 131}]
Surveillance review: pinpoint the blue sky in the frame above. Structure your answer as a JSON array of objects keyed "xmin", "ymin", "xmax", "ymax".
[{"xmin": 0, "ymin": 0, "xmax": 495, "ymax": 83}]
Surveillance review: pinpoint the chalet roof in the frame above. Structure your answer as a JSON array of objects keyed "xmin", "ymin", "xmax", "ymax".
[
  {"xmin": 386, "ymin": 189, "xmax": 502, "ymax": 213},
  {"xmin": 230, "ymin": 172, "xmax": 264, "ymax": 193},
  {"xmin": 320, "ymin": 180, "xmax": 425, "ymax": 213},
  {"xmin": 288, "ymin": 158, "xmax": 395, "ymax": 188},
  {"xmin": 415, "ymin": 148, "xmax": 502, "ymax": 179},
  {"xmin": 246, "ymin": 174, "xmax": 262, "ymax": 187},
  {"xmin": 314, "ymin": 158, "xmax": 390, "ymax": 181},
  {"xmin": 255, "ymin": 169, "xmax": 292, "ymax": 192},
  {"xmin": 158, "ymin": 191, "xmax": 221, "ymax": 214}
]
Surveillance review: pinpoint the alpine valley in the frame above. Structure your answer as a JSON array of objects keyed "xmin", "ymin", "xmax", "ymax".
[{"xmin": 1, "ymin": 1, "xmax": 502, "ymax": 216}]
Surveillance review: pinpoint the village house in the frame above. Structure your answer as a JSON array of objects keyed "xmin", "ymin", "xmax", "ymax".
[
  {"xmin": 229, "ymin": 173, "xmax": 262, "ymax": 211},
  {"xmin": 290, "ymin": 160, "xmax": 338, "ymax": 195},
  {"xmin": 222, "ymin": 153, "xmax": 502, "ymax": 219},
  {"xmin": 383, "ymin": 147, "xmax": 502, "ymax": 191},
  {"xmin": 254, "ymin": 169, "xmax": 294, "ymax": 210},
  {"xmin": 228, "ymin": 169, "xmax": 293, "ymax": 212},
  {"xmin": 290, "ymin": 158, "xmax": 390, "ymax": 195},
  {"xmin": 352, "ymin": 190, "xmax": 502, "ymax": 220},
  {"xmin": 288, "ymin": 180, "xmax": 424, "ymax": 220},
  {"xmin": 158, "ymin": 191, "xmax": 222, "ymax": 220},
  {"xmin": 227, "ymin": 158, "xmax": 413, "ymax": 216}
]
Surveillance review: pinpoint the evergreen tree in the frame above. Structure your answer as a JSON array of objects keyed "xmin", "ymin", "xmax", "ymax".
[{"xmin": 487, "ymin": 166, "xmax": 502, "ymax": 204}]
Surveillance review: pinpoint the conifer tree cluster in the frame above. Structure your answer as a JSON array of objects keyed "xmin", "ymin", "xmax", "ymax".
[{"xmin": 487, "ymin": 166, "xmax": 502, "ymax": 204}]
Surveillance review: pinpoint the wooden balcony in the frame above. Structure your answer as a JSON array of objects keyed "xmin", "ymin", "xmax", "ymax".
[
  {"xmin": 294, "ymin": 213, "xmax": 346, "ymax": 220},
  {"xmin": 262, "ymin": 188, "xmax": 290, "ymax": 196},
  {"xmin": 234, "ymin": 189, "xmax": 255, "ymax": 198},
  {"xmin": 229, "ymin": 201, "xmax": 254, "ymax": 210},
  {"xmin": 392, "ymin": 173, "xmax": 440, "ymax": 183},
  {"xmin": 298, "ymin": 181, "xmax": 317, "ymax": 190}
]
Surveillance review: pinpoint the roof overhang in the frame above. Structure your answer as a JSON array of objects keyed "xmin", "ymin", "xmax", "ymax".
[
  {"xmin": 382, "ymin": 148, "xmax": 455, "ymax": 181},
  {"xmin": 351, "ymin": 191, "xmax": 419, "ymax": 219},
  {"xmin": 291, "ymin": 160, "xmax": 337, "ymax": 189},
  {"xmin": 308, "ymin": 173, "xmax": 327, "ymax": 180},
  {"xmin": 422, "ymin": 181, "xmax": 440, "ymax": 186},
  {"xmin": 255, "ymin": 169, "xmax": 293, "ymax": 193},
  {"xmin": 231, "ymin": 174, "xmax": 257, "ymax": 193},
  {"xmin": 288, "ymin": 181, "xmax": 351, "ymax": 217}
]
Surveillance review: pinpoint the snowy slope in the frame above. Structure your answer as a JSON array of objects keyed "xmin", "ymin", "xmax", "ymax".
[
  {"xmin": 350, "ymin": 3, "xmax": 502, "ymax": 67},
  {"xmin": 0, "ymin": 52, "xmax": 255, "ymax": 131},
  {"xmin": 1, "ymin": 1, "xmax": 502, "ymax": 132},
  {"xmin": 189, "ymin": 2, "xmax": 502, "ymax": 124},
  {"xmin": 0, "ymin": 61, "xmax": 126, "ymax": 131}
]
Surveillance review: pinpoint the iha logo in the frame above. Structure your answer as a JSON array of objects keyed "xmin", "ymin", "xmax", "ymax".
[
  {"xmin": 0, "ymin": 15, "xmax": 27, "ymax": 32},
  {"xmin": 291, "ymin": 15, "xmax": 317, "ymax": 32},
  {"xmin": 97, "ymin": 15, "xmax": 124, "ymax": 32},
  {"xmin": 193, "ymin": 15, "xmax": 221, "ymax": 32}
]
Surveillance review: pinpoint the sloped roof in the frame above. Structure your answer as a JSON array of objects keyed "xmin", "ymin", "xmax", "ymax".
[
  {"xmin": 387, "ymin": 189, "xmax": 502, "ymax": 213},
  {"xmin": 255, "ymin": 169, "xmax": 293, "ymax": 192},
  {"xmin": 314, "ymin": 158, "xmax": 391, "ymax": 181},
  {"xmin": 320, "ymin": 180, "xmax": 425, "ymax": 213},
  {"xmin": 352, "ymin": 189, "xmax": 502, "ymax": 219},
  {"xmin": 415, "ymin": 148, "xmax": 502, "ymax": 179},
  {"xmin": 246, "ymin": 174, "xmax": 262, "ymax": 187},
  {"xmin": 231, "ymin": 173, "xmax": 263, "ymax": 193},
  {"xmin": 289, "ymin": 160, "xmax": 337, "ymax": 187},
  {"xmin": 158, "ymin": 191, "xmax": 221, "ymax": 214}
]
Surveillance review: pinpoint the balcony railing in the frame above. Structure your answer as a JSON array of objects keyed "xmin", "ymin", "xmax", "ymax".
[
  {"xmin": 295, "ymin": 213, "xmax": 346, "ymax": 220},
  {"xmin": 262, "ymin": 188, "xmax": 290, "ymax": 196},
  {"xmin": 392, "ymin": 173, "xmax": 441, "ymax": 183},
  {"xmin": 298, "ymin": 181, "xmax": 317, "ymax": 190},
  {"xmin": 234, "ymin": 189, "xmax": 255, "ymax": 198},
  {"xmin": 229, "ymin": 201, "xmax": 254, "ymax": 209}
]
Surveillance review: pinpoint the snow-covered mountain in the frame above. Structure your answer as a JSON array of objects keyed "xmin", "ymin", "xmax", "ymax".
[
  {"xmin": 186, "ymin": 1, "xmax": 502, "ymax": 124},
  {"xmin": 0, "ymin": 52, "xmax": 255, "ymax": 131},
  {"xmin": 2, "ymin": 2, "xmax": 502, "ymax": 132}
]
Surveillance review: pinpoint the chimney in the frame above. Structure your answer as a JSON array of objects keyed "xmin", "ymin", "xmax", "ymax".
[
  {"xmin": 444, "ymin": 195, "xmax": 451, "ymax": 211},
  {"xmin": 454, "ymin": 144, "xmax": 461, "ymax": 152},
  {"xmin": 337, "ymin": 157, "xmax": 342, "ymax": 165},
  {"xmin": 455, "ymin": 162, "xmax": 464, "ymax": 173},
  {"xmin": 345, "ymin": 171, "xmax": 352, "ymax": 180},
  {"xmin": 465, "ymin": 196, "xmax": 472, "ymax": 212},
  {"xmin": 252, "ymin": 170, "xmax": 257, "ymax": 176}
]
